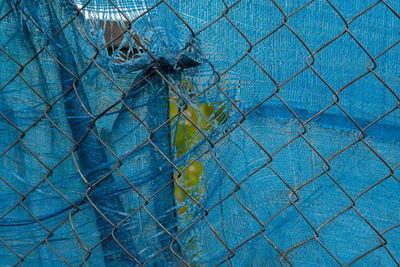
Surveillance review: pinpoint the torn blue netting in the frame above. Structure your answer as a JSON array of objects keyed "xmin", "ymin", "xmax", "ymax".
[
  {"xmin": 1, "ymin": 0, "xmax": 400, "ymax": 266},
  {"xmin": 0, "ymin": 0, "xmax": 188, "ymax": 265}
]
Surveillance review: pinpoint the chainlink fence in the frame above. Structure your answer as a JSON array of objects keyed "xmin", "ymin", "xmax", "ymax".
[{"xmin": 1, "ymin": 0, "xmax": 400, "ymax": 266}]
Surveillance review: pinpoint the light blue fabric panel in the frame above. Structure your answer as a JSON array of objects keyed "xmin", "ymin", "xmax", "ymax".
[{"xmin": 174, "ymin": 1, "xmax": 400, "ymax": 266}]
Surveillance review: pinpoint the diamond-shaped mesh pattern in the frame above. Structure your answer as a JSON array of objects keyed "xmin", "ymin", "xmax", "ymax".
[{"xmin": 1, "ymin": 0, "xmax": 400, "ymax": 266}]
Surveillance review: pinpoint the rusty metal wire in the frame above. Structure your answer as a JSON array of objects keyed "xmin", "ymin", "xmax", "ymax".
[{"xmin": 1, "ymin": 0, "xmax": 400, "ymax": 266}]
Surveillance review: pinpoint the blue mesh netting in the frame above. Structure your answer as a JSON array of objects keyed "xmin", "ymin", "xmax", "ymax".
[{"xmin": 0, "ymin": 0, "xmax": 400, "ymax": 266}]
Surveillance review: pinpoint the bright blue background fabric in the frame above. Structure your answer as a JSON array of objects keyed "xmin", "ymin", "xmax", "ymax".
[
  {"xmin": 173, "ymin": 0, "xmax": 400, "ymax": 265},
  {"xmin": 1, "ymin": 0, "xmax": 400, "ymax": 266}
]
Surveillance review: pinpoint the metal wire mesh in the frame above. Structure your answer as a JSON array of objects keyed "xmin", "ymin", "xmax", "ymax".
[{"xmin": 1, "ymin": 0, "xmax": 400, "ymax": 266}]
